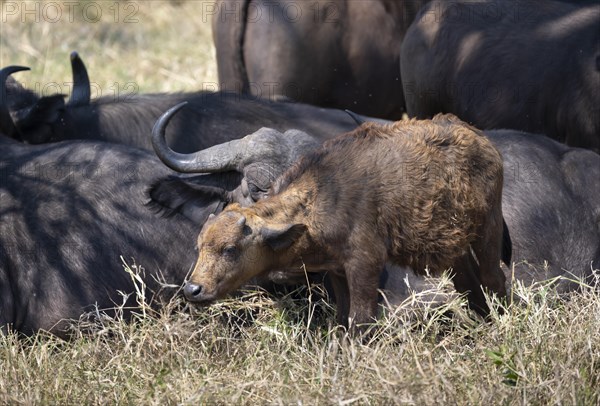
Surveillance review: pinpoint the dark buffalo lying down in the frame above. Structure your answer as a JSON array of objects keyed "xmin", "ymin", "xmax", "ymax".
[
  {"xmin": 0, "ymin": 125, "xmax": 319, "ymax": 337},
  {"xmin": 151, "ymin": 107, "xmax": 600, "ymax": 297},
  {"xmin": 1, "ymin": 59, "xmax": 357, "ymax": 152},
  {"xmin": 213, "ymin": 0, "xmax": 428, "ymax": 119},
  {"xmin": 400, "ymin": 0, "xmax": 600, "ymax": 151},
  {"xmin": 0, "ymin": 131, "xmax": 309, "ymax": 337},
  {"xmin": 0, "ymin": 134, "xmax": 197, "ymax": 337},
  {"xmin": 492, "ymin": 131, "xmax": 599, "ymax": 288}
]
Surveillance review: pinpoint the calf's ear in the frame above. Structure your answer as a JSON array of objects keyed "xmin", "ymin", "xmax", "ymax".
[
  {"xmin": 261, "ymin": 223, "xmax": 307, "ymax": 251},
  {"xmin": 147, "ymin": 175, "xmax": 236, "ymax": 225}
]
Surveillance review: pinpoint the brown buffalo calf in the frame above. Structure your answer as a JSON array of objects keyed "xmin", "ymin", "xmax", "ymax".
[{"xmin": 183, "ymin": 114, "xmax": 507, "ymax": 331}]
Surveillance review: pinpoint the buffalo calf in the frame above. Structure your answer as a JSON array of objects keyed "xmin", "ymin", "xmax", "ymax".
[{"xmin": 182, "ymin": 114, "xmax": 507, "ymax": 331}]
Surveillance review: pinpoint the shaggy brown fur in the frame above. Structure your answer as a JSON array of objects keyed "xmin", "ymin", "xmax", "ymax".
[{"xmin": 184, "ymin": 114, "xmax": 507, "ymax": 331}]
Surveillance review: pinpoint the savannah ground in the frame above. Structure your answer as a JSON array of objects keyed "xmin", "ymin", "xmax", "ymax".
[{"xmin": 1, "ymin": 1, "xmax": 599, "ymax": 404}]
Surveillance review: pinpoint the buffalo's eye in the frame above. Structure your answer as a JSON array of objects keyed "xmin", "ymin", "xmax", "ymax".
[
  {"xmin": 247, "ymin": 181, "xmax": 270, "ymax": 201},
  {"xmin": 248, "ymin": 182, "xmax": 261, "ymax": 194},
  {"xmin": 222, "ymin": 245, "xmax": 238, "ymax": 259}
]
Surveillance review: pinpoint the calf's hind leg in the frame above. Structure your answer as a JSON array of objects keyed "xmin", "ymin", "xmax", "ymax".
[
  {"xmin": 451, "ymin": 252, "xmax": 490, "ymax": 317},
  {"xmin": 328, "ymin": 272, "xmax": 351, "ymax": 328},
  {"xmin": 472, "ymin": 207, "xmax": 507, "ymax": 299},
  {"xmin": 452, "ymin": 208, "xmax": 507, "ymax": 317}
]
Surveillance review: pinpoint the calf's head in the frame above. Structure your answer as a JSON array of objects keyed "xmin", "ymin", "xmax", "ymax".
[
  {"xmin": 183, "ymin": 204, "xmax": 307, "ymax": 303},
  {"xmin": 148, "ymin": 102, "xmax": 320, "ymax": 298}
]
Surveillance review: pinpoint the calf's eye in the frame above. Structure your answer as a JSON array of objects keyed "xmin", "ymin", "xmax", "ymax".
[{"xmin": 222, "ymin": 246, "xmax": 238, "ymax": 258}]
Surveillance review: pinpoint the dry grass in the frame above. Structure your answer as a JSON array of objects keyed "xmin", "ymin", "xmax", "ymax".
[
  {"xmin": 1, "ymin": 267, "xmax": 599, "ymax": 404},
  {"xmin": 1, "ymin": 1, "xmax": 599, "ymax": 404},
  {"xmin": 1, "ymin": 0, "xmax": 218, "ymax": 94}
]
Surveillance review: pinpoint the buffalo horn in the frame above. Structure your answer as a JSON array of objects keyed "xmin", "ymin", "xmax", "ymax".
[
  {"xmin": 68, "ymin": 51, "xmax": 91, "ymax": 106},
  {"xmin": 344, "ymin": 109, "xmax": 366, "ymax": 125},
  {"xmin": 0, "ymin": 65, "xmax": 30, "ymax": 137},
  {"xmin": 344, "ymin": 109, "xmax": 391, "ymax": 126},
  {"xmin": 152, "ymin": 102, "xmax": 281, "ymax": 174}
]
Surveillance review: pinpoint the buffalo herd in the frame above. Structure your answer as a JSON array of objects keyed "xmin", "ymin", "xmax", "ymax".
[{"xmin": 1, "ymin": 0, "xmax": 599, "ymax": 337}]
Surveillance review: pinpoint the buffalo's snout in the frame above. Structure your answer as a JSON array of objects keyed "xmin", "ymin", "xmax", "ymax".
[{"xmin": 183, "ymin": 282, "xmax": 203, "ymax": 302}]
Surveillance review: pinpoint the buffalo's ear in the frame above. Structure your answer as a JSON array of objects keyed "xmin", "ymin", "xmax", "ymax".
[
  {"xmin": 147, "ymin": 175, "xmax": 233, "ymax": 225},
  {"xmin": 261, "ymin": 223, "xmax": 307, "ymax": 251},
  {"xmin": 12, "ymin": 94, "xmax": 66, "ymax": 143}
]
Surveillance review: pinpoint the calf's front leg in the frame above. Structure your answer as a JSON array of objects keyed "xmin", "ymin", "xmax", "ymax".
[{"xmin": 344, "ymin": 258, "xmax": 384, "ymax": 335}]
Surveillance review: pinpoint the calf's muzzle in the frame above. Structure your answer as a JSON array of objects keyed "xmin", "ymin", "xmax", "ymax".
[{"xmin": 183, "ymin": 282, "xmax": 203, "ymax": 302}]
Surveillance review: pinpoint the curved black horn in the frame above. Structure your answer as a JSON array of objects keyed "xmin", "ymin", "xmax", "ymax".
[
  {"xmin": 152, "ymin": 102, "xmax": 279, "ymax": 174},
  {"xmin": 68, "ymin": 51, "xmax": 91, "ymax": 106},
  {"xmin": 0, "ymin": 65, "xmax": 30, "ymax": 137}
]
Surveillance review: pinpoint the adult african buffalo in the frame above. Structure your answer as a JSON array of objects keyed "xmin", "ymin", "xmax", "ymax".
[
  {"xmin": 400, "ymin": 0, "xmax": 600, "ymax": 151},
  {"xmin": 1, "ymin": 56, "xmax": 357, "ymax": 152},
  {"xmin": 0, "ymin": 133, "xmax": 199, "ymax": 337},
  {"xmin": 149, "ymin": 106, "xmax": 600, "ymax": 298},
  {"xmin": 213, "ymin": 0, "xmax": 429, "ymax": 119}
]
